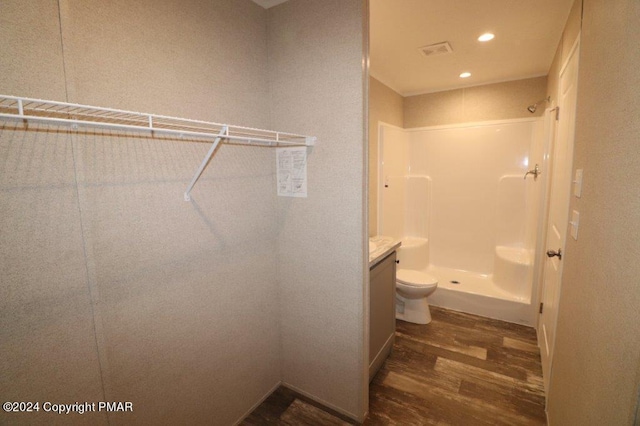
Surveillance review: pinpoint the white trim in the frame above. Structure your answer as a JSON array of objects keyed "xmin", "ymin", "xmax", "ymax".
[
  {"xmin": 233, "ymin": 381, "xmax": 282, "ymax": 426},
  {"xmin": 405, "ymin": 116, "xmax": 542, "ymax": 133},
  {"xmin": 377, "ymin": 121, "xmax": 404, "ymax": 131},
  {"xmin": 362, "ymin": 0, "xmax": 371, "ymax": 419},
  {"xmin": 368, "ymin": 70, "xmax": 404, "ymax": 96},
  {"xmin": 370, "ymin": 70, "xmax": 549, "ymax": 99},
  {"xmin": 559, "ymin": 33, "xmax": 581, "ymax": 77},
  {"xmin": 401, "ymin": 73, "xmax": 549, "ymax": 98},
  {"xmin": 281, "ymin": 382, "xmax": 360, "ymax": 422}
]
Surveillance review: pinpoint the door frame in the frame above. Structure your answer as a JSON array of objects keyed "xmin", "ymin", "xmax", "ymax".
[{"xmin": 537, "ymin": 34, "xmax": 581, "ymax": 396}]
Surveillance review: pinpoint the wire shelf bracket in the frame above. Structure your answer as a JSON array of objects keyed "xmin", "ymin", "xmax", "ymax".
[
  {"xmin": 0, "ymin": 94, "xmax": 316, "ymax": 201},
  {"xmin": 184, "ymin": 126, "xmax": 227, "ymax": 201}
]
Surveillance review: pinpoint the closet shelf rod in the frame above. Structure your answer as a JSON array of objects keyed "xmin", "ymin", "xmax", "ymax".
[
  {"xmin": 0, "ymin": 95, "xmax": 316, "ymax": 147},
  {"xmin": 0, "ymin": 94, "xmax": 317, "ymax": 202}
]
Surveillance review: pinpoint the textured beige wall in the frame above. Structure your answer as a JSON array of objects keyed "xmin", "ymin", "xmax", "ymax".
[
  {"xmin": 404, "ymin": 77, "xmax": 548, "ymax": 128},
  {"xmin": 268, "ymin": 0, "xmax": 367, "ymax": 420},
  {"xmin": 0, "ymin": 1, "xmax": 282, "ymax": 424},
  {"xmin": 58, "ymin": 0, "xmax": 269, "ymax": 125},
  {"xmin": 0, "ymin": 124, "xmax": 109, "ymax": 425},
  {"xmin": 0, "ymin": 1, "xmax": 67, "ymax": 99},
  {"xmin": 369, "ymin": 77, "xmax": 403, "ymax": 236},
  {"xmin": 547, "ymin": 0, "xmax": 640, "ymax": 424}
]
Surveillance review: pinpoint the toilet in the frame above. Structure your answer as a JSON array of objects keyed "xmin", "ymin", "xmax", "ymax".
[{"xmin": 395, "ymin": 269, "xmax": 438, "ymax": 324}]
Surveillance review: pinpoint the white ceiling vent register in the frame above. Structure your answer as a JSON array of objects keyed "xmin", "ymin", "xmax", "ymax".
[{"xmin": 419, "ymin": 41, "xmax": 453, "ymax": 57}]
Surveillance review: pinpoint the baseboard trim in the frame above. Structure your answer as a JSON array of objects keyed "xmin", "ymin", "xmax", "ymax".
[
  {"xmin": 233, "ymin": 380, "xmax": 282, "ymax": 426},
  {"xmin": 281, "ymin": 382, "xmax": 361, "ymax": 424}
]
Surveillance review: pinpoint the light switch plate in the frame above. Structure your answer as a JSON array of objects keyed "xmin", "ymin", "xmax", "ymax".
[
  {"xmin": 570, "ymin": 210, "xmax": 580, "ymax": 240},
  {"xmin": 574, "ymin": 169, "xmax": 583, "ymax": 197}
]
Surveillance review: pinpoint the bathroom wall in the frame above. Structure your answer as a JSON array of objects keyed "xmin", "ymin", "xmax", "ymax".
[
  {"xmin": 404, "ymin": 76, "xmax": 548, "ymax": 128},
  {"xmin": 547, "ymin": 0, "xmax": 640, "ymax": 424},
  {"xmin": 0, "ymin": 1, "xmax": 67, "ymax": 100},
  {"xmin": 369, "ymin": 77, "xmax": 404, "ymax": 236},
  {"xmin": 268, "ymin": 0, "xmax": 368, "ymax": 420},
  {"xmin": 0, "ymin": 1, "xmax": 281, "ymax": 424}
]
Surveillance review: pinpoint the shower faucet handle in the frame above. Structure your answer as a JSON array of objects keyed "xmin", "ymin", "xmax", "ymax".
[{"xmin": 524, "ymin": 164, "xmax": 541, "ymax": 181}]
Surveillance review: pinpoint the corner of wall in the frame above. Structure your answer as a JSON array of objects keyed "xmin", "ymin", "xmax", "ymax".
[{"xmin": 268, "ymin": 0, "xmax": 367, "ymax": 421}]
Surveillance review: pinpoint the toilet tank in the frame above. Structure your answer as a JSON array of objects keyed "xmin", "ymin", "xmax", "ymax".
[{"xmin": 396, "ymin": 237, "xmax": 429, "ymax": 271}]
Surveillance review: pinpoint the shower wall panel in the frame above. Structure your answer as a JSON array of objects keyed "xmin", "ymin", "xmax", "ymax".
[
  {"xmin": 380, "ymin": 176, "xmax": 405, "ymax": 240},
  {"xmin": 496, "ymin": 175, "xmax": 528, "ymax": 247},
  {"xmin": 404, "ymin": 176, "xmax": 430, "ymax": 240},
  {"xmin": 408, "ymin": 120, "xmax": 537, "ymax": 274},
  {"xmin": 378, "ymin": 125, "xmax": 409, "ymax": 238}
]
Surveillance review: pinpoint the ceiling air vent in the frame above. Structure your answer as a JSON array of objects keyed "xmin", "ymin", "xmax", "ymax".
[{"xmin": 419, "ymin": 41, "xmax": 453, "ymax": 57}]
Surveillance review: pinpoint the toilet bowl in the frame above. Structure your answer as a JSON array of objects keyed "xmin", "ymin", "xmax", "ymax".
[{"xmin": 395, "ymin": 269, "xmax": 438, "ymax": 324}]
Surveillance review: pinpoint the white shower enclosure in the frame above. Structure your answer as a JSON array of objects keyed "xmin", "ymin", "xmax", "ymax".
[{"xmin": 378, "ymin": 118, "xmax": 548, "ymax": 326}]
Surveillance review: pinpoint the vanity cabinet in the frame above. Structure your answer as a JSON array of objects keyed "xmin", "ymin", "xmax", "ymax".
[{"xmin": 369, "ymin": 250, "xmax": 396, "ymax": 381}]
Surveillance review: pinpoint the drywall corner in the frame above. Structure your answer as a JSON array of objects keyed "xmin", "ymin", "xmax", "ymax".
[{"xmin": 268, "ymin": 0, "xmax": 368, "ymax": 420}]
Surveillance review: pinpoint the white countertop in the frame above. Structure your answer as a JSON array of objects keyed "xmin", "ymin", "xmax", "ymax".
[{"xmin": 369, "ymin": 236, "xmax": 401, "ymax": 268}]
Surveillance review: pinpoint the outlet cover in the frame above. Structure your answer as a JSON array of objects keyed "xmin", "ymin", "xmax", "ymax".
[
  {"xmin": 574, "ymin": 169, "xmax": 583, "ymax": 197},
  {"xmin": 570, "ymin": 210, "xmax": 580, "ymax": 240}
]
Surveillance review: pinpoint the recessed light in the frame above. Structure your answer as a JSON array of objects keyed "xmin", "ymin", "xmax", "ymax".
[
  {"xmin": 478, "ymin": 33, "xmax": 495, "ymax": 42},
  {"xmin": 460, "ymin": 72, "xmax": 471, "ymax": 78}
]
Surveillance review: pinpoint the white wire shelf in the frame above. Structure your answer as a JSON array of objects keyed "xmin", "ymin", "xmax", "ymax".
[
  {"xmin": 0, "ymin": 94, "xmax": 316, "ymax": 201},
  {"xmin": 0, "ymin": 95, "xmax": 315, "ymax": 147}
]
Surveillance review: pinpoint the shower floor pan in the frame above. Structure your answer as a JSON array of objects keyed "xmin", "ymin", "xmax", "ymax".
[{"xmin": 426, "ymin": 265, "xmax": 534, "ymax": 326}]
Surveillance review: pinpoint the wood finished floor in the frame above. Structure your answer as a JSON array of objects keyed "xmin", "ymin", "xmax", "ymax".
[{"xmin": 242, "ymin": 306, "xmax": 546, "ymax": 425}]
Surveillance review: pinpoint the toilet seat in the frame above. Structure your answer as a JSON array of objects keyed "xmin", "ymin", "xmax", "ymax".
[{"xmin": 397, "ymin": 269, "xmax": 438, "ymax": 287}]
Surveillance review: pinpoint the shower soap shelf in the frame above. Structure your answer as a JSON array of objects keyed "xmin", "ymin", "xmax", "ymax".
[{"xmin": 0, "ymin": 94, "xmax": 316, "ymax": 201}]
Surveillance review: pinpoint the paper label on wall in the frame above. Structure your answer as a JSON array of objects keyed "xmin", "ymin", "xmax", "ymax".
[{"xmin": 276, "ymin": 147, "xmax": 307, "ymax": 197}]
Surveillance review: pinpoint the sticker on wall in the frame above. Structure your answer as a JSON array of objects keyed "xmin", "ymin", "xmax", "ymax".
[{"xmin": 276, "ymin": 147, "xmax": 307, "ymax": 197}]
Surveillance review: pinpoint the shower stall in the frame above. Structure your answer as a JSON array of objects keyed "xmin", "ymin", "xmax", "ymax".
[{"xmin": 378, "ymin": 117, "xmax": 551, "ymax": 326}]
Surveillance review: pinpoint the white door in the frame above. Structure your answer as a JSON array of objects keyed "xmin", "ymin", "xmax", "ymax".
[{"xmin": 539, "ymin": 38, "xmax": 580, "ymax": 393}]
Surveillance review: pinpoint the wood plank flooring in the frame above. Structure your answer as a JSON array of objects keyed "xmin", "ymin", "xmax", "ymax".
[{"xmin": 242, "ymin": 306, "xmax": 546, "ymax": 425}]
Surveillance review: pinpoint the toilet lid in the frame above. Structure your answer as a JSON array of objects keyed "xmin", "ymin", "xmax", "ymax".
[{"xmin": 396, "ymin": 269, "xmax": 438, "ymax": 287}]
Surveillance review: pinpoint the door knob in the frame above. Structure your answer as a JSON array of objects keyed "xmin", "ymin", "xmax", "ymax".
[{"xmin": 546, "ymin": 249, "xmax": 562, "ymax": 260}]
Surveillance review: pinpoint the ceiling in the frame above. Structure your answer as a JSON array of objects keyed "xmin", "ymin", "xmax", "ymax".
[
  {"xmin": 370, "ymin": 0, "xmax": 575, "ymax": 96},
  {"xmin": 251, "ymin": 0, "xmax": 289, "ymax": 9}
]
